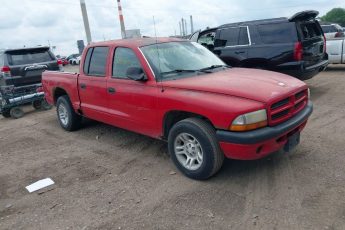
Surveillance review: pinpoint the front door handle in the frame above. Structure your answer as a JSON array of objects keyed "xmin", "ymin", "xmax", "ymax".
[
  {"xmin": 107, "ymin": 87, "xmax": 116, "ymax": 94},
  {"xmin": 235, "ymin": 51, "xmax": 245, "ymax": 54},
  {"xmin": 80, "ymin": 83, "xmax": 86, "ymax": 89}
]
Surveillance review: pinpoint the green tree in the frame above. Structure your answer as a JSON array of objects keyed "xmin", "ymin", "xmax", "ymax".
[{"xmin": 321, "ymin": 8, "xmax": 345, "ymax": 26}]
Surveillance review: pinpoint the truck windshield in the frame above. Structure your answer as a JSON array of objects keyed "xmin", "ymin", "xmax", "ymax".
[{"xmin": 140, "ymin": 41, "xmax": 226, "ymax": 80}]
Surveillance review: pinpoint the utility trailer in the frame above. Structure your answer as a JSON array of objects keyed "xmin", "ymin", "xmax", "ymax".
[{"xmin": 0, "ymin": 83, "xmax": 51, "ymax": 119}]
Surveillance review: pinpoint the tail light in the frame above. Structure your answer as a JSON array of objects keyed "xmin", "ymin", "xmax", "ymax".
[
  {"xmin": 323, "ymin": 35, "xmax": 326, "ymax": 53},
  {"xmin": 335, "ymin": 32, "xmax": 344, "ymax": 38},
  {"xmin": 293, "ymin": 42, "xmax": 303, "ymax": 61},
  {"xmin": 1, "ymin": 66, "xmax": 11, "ymax": 77},
  {"xmin": 57, "ymin": 59, "xmax": 63, "ymax": 71}
]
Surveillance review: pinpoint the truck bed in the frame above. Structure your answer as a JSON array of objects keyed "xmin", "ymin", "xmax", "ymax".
[
  {"xmin": 42, "ymin": 71, "xmax": 80, "ymax": 110},
  {"xmin": 327, "ymin": 38, "xmax": 345, "ymax": 64}
]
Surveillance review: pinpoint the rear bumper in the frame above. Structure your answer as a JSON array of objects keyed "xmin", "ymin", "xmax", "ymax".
[
  {"xmin": 216, "ymin": 101, "xmax": 313, "ymax": 160},
  {"xmin": 277, "ymin": 58, "xmax": 328, "ymax": 80},
  {"xmin": 0, "ymin": 75, "xmax": 42, "ymax": 87}
]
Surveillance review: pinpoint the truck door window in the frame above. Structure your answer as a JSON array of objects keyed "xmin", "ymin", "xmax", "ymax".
[
  {"xmin": 83, "ymin": 48, "xmax": 93, "ymax": 74},
  {"xmin": 215, "ymin": 27, "xmax": 240, "ymax": 47},
  {"xmin": 112, "ymin": 47, "xmax": 141, "ymax": 79},
  {"xmin": 214, "ymin": 27, "xmax": 249, "ymax": 47},
  {"xmin": 238, "ymin": 27, "xmax": 250, "ymax": 45},
  {"xmin": 87, "ymin": 47, "xmax": 109, "ymax": 77},
  {"xmin": 197, "ymin": 32, "xmax": 215, "ymax": 50}
]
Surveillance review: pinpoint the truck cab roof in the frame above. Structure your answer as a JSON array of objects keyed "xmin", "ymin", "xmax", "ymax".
[{"xmin": 87, "ymin": 37, "xmax": 185, "ymax": 49}]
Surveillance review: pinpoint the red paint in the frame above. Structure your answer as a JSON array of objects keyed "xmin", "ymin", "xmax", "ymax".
[
  {"xmin": 42, "ymin": 38, "xmax": 311, "ymax": 160},
  {"xmin": 220, "ymin": 121, "xmax": 307, "ymax": 160}
]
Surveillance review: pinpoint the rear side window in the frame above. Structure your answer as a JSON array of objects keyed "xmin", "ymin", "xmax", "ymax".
[
  {"xmin": 7, "ymin": 49, "xmax": 54, "ymax": 65},
  {"xmin": 84, "ymin": 47, "xmax": 109, "ymax": 76},
  {"xmin": 215, "ymin": 27, "xmax": 249, "ymax": 47},
  {"xmin": 112, "ymin": 47, "xmax": 141, "ymax": 79},
  {"xmin": 321, "ymin": 25, "xmax": 338, "ymax": 33},
  {"xmin": 257, "ymin": 23, "xmax": 297, "ymax": 44},
  {"xmin": 83, "ymin": 48, "xmax": 93, "ymax": 74}
]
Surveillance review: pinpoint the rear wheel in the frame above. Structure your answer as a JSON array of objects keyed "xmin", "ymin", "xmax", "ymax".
[
  {"xmin": 56, "ymin": 95, "xmax": 81, "ymax": 131},
  {"xmin": 10, "ymin": 107, "xmax": 24, "ymax": 119},
  {"xmin": 41, "ymin": 99, "xmax": 53, "ymax": 110},
  {"xmin": 2, "ymin": 109, "xmax": 11, "ymax": 118},
  {"xmin": 168, "ymin": 118, "xmax": 224, "ymax": 180},
  {"xmin": 32, "ymin": 100, "xmax": 42, "ymax": 110}
]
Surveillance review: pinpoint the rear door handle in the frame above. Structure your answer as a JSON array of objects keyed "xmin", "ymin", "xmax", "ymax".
[
  {"xmin": 80, "ymin": 83, "xmax": 86, "ymax": 89},
  {"xmin": 235, "ymin": 51, "xmax": 245, "ymax": 54},
  {"xmin": 107, "ymin": 87, "xmax": 116, "ymax": 94}
]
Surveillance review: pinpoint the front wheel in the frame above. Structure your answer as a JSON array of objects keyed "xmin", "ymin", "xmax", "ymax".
[
  {"xmin": 56, "ymin": 95, "xmax": 81, "ymax": 131},
  {"xmin": 168, "ymin": 118, "xmax": 224, "ymax": 180}
]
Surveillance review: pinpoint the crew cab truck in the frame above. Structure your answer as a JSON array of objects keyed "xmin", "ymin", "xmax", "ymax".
[
  {"xmin": 42, "ymin": 38, "xmax": 313, "ymax": 180},
  {"xmin": 326, "ymin": 38, "xmax": 345, "ymax": 64}
]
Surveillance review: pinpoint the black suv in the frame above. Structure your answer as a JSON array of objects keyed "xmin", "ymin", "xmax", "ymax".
[
  {"xmin": 0, "ymin": 46, "xmax": 61, "ymax": 88},
  {"xmin": 190, "ymin": 11, "xmax": 328, "ymax": 80}
]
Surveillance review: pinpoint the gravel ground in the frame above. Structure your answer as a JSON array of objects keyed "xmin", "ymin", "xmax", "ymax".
[{"xmin": 0, "ymin": 65, "xmax": 345, "ymax": 230}]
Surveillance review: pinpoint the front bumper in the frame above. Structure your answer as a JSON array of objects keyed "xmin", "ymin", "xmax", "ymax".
[{"xmin": 216, "ymin": 101, "xmax": 313, "ymax": 160}]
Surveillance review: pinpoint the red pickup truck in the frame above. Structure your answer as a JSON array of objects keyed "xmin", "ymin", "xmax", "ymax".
[{"xmin": 42, "ymin": 38, "xmax": 313, "ymax": 180}]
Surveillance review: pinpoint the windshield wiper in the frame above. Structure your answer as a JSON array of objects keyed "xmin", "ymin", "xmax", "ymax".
[
  {"xmin": 198, "ymin": 65, "xmax": 230, "ymax": 72},
  {"xmin": 161, "ymin": 69, "xmax": 198, "ymax": 75}
]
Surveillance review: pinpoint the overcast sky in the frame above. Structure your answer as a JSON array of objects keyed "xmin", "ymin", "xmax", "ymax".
[{"xmin": 1, "ymin": 0, "xmax": 344, "ymax": 55}]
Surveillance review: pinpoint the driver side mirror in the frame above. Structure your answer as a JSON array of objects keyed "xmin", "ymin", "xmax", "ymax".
[{"xmin": 126, "ymin": 67, "xmax": 147, "ymax": 81}]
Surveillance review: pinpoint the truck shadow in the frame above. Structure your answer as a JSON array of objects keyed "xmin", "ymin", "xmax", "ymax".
[
  {"xmin": 325, "ymin": 64, "xmax": 345, "ymax": 72},
  {"xmin": 80, "ymin": 118, "xmax": 292, "ymax": 180}
]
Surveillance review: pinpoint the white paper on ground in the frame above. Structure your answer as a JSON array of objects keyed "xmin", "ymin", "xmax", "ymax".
[{"xmin": 25, "ymin": 178, "xmax": 55, "ymax": 193}]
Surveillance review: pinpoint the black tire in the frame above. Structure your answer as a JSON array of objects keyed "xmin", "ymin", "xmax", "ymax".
[
  {"xmin": 168, "ymin": 118, "xmax": 224, "ymax": 180},
  {"xmin": 56, "ymin": 95, "xmax": 81, "ymax": 131},
  {"xmin": 41, "ymin": 99, "xmax": 53, "ymax": 110},
  {"xmin": 10, "ymin": 107, "xmax": 24, "ymax": 119},
  {"xmin": 2, "ymin": 109, "xmax": 11, "ymax": 118},
  {"xmin": 32, "ymin": 100, "xmax": 42, "ymax": 110}
]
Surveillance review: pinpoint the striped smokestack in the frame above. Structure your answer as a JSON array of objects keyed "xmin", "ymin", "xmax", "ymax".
[{"xmin": 117, "ymin": 0, "xmax": 127, "ymax": 38}]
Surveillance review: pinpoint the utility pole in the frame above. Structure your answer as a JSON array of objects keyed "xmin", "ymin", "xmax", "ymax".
[
  {"xmin": 80, "ymin": 0, "xmax": 92, "ymax": 44},
  {"xmin": 117, "ymin": 0, "xmax": 126, "ymax": 38},
  {"xmin": 184, "ymin": 19, "xmax": 187, "ymax": 35},
  {"xmin": 181, "ymin": 18, "xmax": 185, "ymax": 36},
  {"xmin": 190, "ymin": 15, "xmax": 194, "ymax": 34}
]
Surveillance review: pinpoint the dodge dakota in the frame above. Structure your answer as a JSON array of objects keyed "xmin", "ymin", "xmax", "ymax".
[{"xmin": 42, "ymin": 38, "xmax": 313, "ymax": 180}]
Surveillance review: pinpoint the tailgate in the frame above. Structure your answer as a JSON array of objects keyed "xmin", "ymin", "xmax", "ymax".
[
  {"xmin": 5, "ymin": 48, "xmax": 59, "ymax": 86},
  {"xmin": 295, "ymin": 19, "xmax": 326, "ymax": 67},
  {"xmin": 290, "ymin": 11, "xmax": 326, "ymax": 67}
]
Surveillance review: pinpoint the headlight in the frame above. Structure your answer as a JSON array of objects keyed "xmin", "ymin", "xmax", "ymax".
[{"xmin": 230, "ymin": 109, "xmax": 268, "ymax": 131}]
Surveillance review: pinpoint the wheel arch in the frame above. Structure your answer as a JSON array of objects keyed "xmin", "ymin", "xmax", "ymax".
[
  {"xmin": 162, "ymin": 110, "xmax": 214, "ymax": 140},
  {"xmin": 53, "ymin": 87, "xmax": 68, "ymax": 105}
]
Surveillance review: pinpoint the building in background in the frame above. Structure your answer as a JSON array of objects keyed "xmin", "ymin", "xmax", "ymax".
[
  {"xmin": 125, "ymin": 29, "xmax": 141, "ymax": 38},
  {"xmin": 77, "ymin": 40, "xmax": 85, "ymax": 54}
]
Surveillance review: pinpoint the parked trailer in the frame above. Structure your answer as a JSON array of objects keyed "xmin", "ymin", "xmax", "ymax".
[{"xmin": 0, "ymin": 83, "xmax": 52, "ymax": 118}]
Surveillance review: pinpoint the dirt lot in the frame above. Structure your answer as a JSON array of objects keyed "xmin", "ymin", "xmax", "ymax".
[{"xmin": 1, "ymin": 65, "xmax": 345, "ymax": 230}]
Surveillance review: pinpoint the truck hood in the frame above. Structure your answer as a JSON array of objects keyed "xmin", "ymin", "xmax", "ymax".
[{"xmin": 161, "ymin": 68, "xmax": 307, "ymax": 103}]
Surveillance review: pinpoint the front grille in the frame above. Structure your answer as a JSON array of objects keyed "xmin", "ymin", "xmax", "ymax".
[{"xmin": 268, "ymin": 89, "xmax": 308, "ymax": 126}]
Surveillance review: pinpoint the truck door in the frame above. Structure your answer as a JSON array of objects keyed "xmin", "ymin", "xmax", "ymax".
[
  {"xmin": 106, "ymin": 47, "xmax": 159, "ymax": 137},
  {"xmin": 213, "ymin": 26, "xmax": 249, "ymax": 67},
  {"xmin": 78, "ymin": 46, "xmax": 109, "ymax": 120}
]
